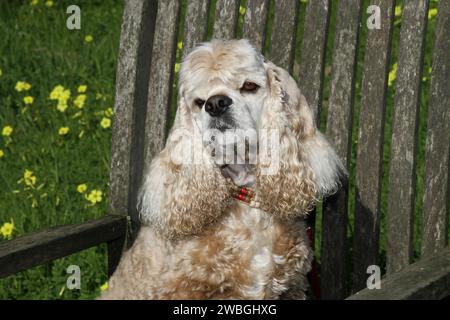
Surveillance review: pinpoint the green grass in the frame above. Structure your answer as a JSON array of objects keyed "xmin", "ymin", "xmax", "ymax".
[
  {"xmin": 0, "ymin": 0, "xmax": 442, "ymax": 299},
  {"xmin": 0, "ymin": 0, "xmax": 123, "ymax": 299}
]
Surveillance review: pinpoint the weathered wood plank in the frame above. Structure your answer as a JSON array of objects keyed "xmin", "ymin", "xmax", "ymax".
[
  {"xmin": 352, "ymin": 0, "xmax": 395, "ymax": 293},
  {"xmin": 109, "ymin": 0, "xmax": 158, "ymax": 246},
  {"xmin": 298, "ymin": 0, "xmax": 331, "ymax": 121},
  {"xmin": 141, "ymin": 0, "xmax": 181, "ymax": 249},
  {"xmin": 182, "ymin": 0, "xmax": 210, "ymax": 56},
  {"xmin": 298, "ymin": 0, "xmax": 331, "ymax": 263},
  {"xmin": 269, "ymin": 0, "xmax": 299, "ymax": 73},
  {"xmin": 212, "ymin": 0, "xmax": 240, "ymax": 40},
  {"xmin": 421, "ymin": 0, "xmax": 450, "ymax": 257},
  {"xmin": 144, "ymin": 0, "xmax": 181, "ymax": 165},
  {"xmin": 0, "ymin": 216, "xmax": 127, "ymax": 279},
  {"xmin": 387, "ymin": 0, "xmax": 429, "ymax": 274},
  {"xmin": 321, "ymin": 0, "xmax": 363, "ymax": 299},
  {"xmin": 243, "ymin": 0, "xmax": 269, "ymax": 52},
  {"xmin": 347, "ymin": 246, "xmax": 450, "ymax": 300}
]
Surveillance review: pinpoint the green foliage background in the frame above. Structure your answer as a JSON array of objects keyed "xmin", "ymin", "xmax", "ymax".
[
  {"xmin": 0, "ymin": 0, "xmax": 123, "ymax": 299},
  {"xmin": 0, "ymin": 0, "xmax": 442, "ymax": 299}
]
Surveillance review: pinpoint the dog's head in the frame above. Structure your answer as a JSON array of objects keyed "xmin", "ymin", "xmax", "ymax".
[
  {"xmin": 179, "ymin": 39, "xmax": 266, "ymax": 134},
  {"xmin": 139, "ymin": 39, "xmax": 346, "ymax": 239}
]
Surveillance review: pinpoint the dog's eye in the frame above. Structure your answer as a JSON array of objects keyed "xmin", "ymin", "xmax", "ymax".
[
  {"xmin": 240, "ymin": 81, "xmax": 259, "ymax": 93},
  {"xmin": 194, "ymin": 98, "xmax": 205, "ymax": 108}
]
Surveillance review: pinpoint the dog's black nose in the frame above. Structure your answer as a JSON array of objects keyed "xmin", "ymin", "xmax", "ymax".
[{"xmin": 205, "ymin": 95, "xmax": 232, "ymax": 117}]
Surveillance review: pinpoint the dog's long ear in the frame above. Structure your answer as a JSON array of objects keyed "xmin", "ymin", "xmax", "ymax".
[
  {"xmin": 137, "ymin": 96, "xmax": 229, "ymax": 240},
  {"xmin": 257, "ymin": 62, "xmax": 346, "ymax": 219}
]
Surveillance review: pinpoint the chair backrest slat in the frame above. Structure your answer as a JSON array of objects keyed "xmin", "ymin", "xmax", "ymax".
[
  {"xmin": 213, "ymin": 0, "xmax": 240, "ymax": 40},
  {"xmin": 421, "ymin": 0, "xmax": 450, "ymax": 258},
  {"xmin": 321, "ymin": 0, "xmax": 363, "ymax": 300},
  {"xmin": 144, "ymin": 0, "xmax": 181, "ymax": 164},
  {"xmin": 243, "ymin": 0, "xmax": 270, "ymax": 51},
  {"xmin": 297, "ymin": 0, "xmax": 331, "ymax": 253},
  {"xmin": 352, "ymin": 0, "xmax": 395, "ymax": 292},
  {"xmin": 269, "ymin": 0, "xmax": 299, "ymax": 73},
  {"xmin": 387, "ymin": 0, "xmax": 429, "ymax": 275},
  {"xmin": 183, "ymin": 0, "xmax": 210, "ymax": 56},
  {"xmin": 109, "ymin": 0, "xmax": 157, "ymax": 244},
  {"xmin": 298, "ymin": 0, "xmax": 331, "ymax": 121}
]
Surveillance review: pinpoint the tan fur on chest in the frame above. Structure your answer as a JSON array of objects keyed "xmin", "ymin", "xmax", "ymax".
[{"xmin": 100, "ymin": 202, "xmax": 311, "ymax": 300}]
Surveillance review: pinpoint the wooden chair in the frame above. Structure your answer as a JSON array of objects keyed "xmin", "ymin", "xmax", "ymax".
[{"xmin": 1, "ymin": 0, "xmax": 449, "ymax": 299}]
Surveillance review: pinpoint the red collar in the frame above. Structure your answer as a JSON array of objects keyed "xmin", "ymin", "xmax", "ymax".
[{"xmin": 228, "ymin": 183, "xmax": 261, "ymax": 208}]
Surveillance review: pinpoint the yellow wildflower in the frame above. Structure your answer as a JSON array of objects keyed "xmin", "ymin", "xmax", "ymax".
[
  {"xmin": 174, "ymin": 63, "xmax": 181, "ymax": 73},
  {"xmin": 104, "ymin": 108, "xmax": 114, "ymax": 117},
  {"xmin": 85, "ymin": 35, "xmax": 94, "ymax": 43},
  {"xmin": 0, "ymin": 149, "xmax": 4, "ymax": 158},
  {"xmin": 51, "ymin": 86, "xmax": 71, "ymax": 112},
  {"xmin": 428, "ymin": 8, "xmax": 438, "ymax": 19},
  {"xmin": 57, "ymin": 100, "xmax": 68, "ymax": 112},
  {"xmin": 2, "ymin": 126, "xmax": 13, "ymax": 137},
  {"xmin": 58, "ymin": 127, "xmax": 70, "ymax": 135},
  {"xmin": 86, "ymin": 189, "xmax": 102, "ymax": 204},
  {"xmin": 395, "ymin": 5, "xmax": 402, "ymax": 17},
  {"xmin": 177, "ymin": 41, "xmax": 183, "ymax": 50},
  {"xmin": 49, "ymin": 85, "xmax": 65, "ymax": 100},
  {"xmin": 77, "ymin": 184, "xmax": 87, "ymax": 193},
  {"xmin": 0, "ymin": 219, "xmax": 15, "ymax": 240},
  {"xmin": 104, "ymin": 108, "xmax": 113, "ymax": 117},
  {"xmin": 45, "ymin": 0, "xmax": 53, "ymax": 7},
  {"xmin": 388, "ymin": 63, "xmax": 397, "ymax": 87},
  {"xmin": 239, "ymin": 5, "xmax": 246, "ymax": 16},
  {"xmin": 74, "ymin": 94, "xmax": 87, "ymax": 108},
  {"xmin": 23, "ymin": 96, "xmax": 34, "ymax": 104},
  {"xmin": 24, "ymin": 169, "xmax": 37, "ymax": 187},
  {"xmin": 0, "ymin": 68, "xmax": 3, "ymax": 77},
  {"xmin": 31, "ymin": 0, "xmax": 39, "ymax": 5},
  {"xmin": 60, "ymin": 89, "xmax": 71, "ymax": 101},
  {"xmin": 100, "ymin": 282, "xmax": 109, "ymax": 291},
  {"xmin": 15, "ymin": 81, "xmax": 32, "ymax": 92},
  {"xmin": 100, "ymin": 117, "xmax": 111, "ymax": 129},
  {"xmin": 78, "ymin": 85, "xmax": 88, "ymax": 93}
]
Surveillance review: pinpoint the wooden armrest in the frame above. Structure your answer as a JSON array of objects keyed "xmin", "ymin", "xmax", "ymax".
[
  {"xmin": 0, "ymin": 215, "xmax": 127, "ymax": 278},
  {"xmin": 347, "ymin": 246, "xmax": 450, "ymax": 300}
]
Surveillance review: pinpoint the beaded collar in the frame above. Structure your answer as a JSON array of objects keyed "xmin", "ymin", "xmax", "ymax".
[{"xmin": 227, "ymin": 181, "xmax": 261, "ymax": 209}]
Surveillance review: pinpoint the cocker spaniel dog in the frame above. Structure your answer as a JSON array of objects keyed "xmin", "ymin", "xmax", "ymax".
[{"xmin": 99, "ymin": 39, "xmax": 345, "ymax": 300}]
